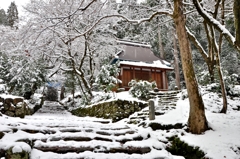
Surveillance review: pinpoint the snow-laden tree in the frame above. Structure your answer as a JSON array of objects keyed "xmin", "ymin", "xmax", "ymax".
[
  {"xmin": 0, "ymin": 52, "xmax": 12, "ymax": 84},
  {"xmin": 0, "ymin": 24, "xmax": 48, "ymax": 97},
  {"xmin": 0, "ymin": 9, "xmax": 7, "ymax": 25},
  {"xmin": 94, "ymin": 62, "xmax": 121, "ymax": 93},
  {"xmin": 22, "ymin": 0, "xmax": 117, "ymax": 103},
  {"xmin": 6, "ymin": 1, "xmax": 18, "ymax": 28}
]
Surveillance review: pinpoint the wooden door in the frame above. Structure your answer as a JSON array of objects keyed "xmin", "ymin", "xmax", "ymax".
[{"xmin": 122, "ymin": 69, "xmax": 133, "ymax": 87}]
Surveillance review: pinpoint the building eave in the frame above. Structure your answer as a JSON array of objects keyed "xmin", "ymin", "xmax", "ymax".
[{"xmin": 119, "ymin": 61, "xmax": 174, "ymax": 70}]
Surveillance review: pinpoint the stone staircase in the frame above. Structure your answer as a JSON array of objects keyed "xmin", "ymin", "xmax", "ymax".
[
  {"xmin": 127, "ymin": 90, "xmax": 181, "ymax": 125},
  {"xmin": 0, "ymin": 101, "xmax": 171, "ymax": 159},
  {"xmin": 28, "ymin": 125, "xmax": 152, "ymax": 158},
  {"xmin": 156, "ymin": 90, "xmax": 181, "ymax": 109}
]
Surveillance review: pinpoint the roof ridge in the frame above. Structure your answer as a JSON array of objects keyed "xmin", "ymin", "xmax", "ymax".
[{"xmin": 117, "ymin": 40, "xmax": 151, "ymax": 48}]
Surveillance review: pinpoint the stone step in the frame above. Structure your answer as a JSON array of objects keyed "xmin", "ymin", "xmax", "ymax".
[
  {"xmin": 31, "ymin": 148, "xmax": 167, "ymax": 159},
  {"xmin": 158, "ymin": 102, "xmax": 177, "ymax": 106},
  {"xmin": 159, "ymin": 97, "xmax": 178, "ymax": 100},
  {"xmin": 34, "ymin": 143, "xmax": 152, "ymax": 154},
  {"xmin": 157, "ymin": 94, "xmax": 178, "ymax": 98},
  {"xmin": 150, "ymin": 90, "xmax": 181, "ymax": 96},
  {"xmin": 32, "ymin": 130, "xmax": 151, "ymax": 154}
]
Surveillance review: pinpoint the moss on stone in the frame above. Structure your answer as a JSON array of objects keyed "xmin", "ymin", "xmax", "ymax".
[
  {"xmin": 71, "ymin": 99, "xmax": 147, "ymax": 122},
  {"xmin": 6, "ymin": 147, "xmax": 29, "ymax": 159},
  {"xmin": 0, "ymin": 132, "xmax": 4, "ymax": 139},
  {"xmin": 166, "ymin": 137, "xmax": 205, "ymax": 159}
]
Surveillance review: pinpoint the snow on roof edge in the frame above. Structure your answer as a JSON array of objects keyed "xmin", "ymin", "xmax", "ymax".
[
  {"xmin": 119, "ymin": 60, "xmax": 174, "ymax": 70},
  {"xmin": 116, "ymin": 40, "xmax": 151, "ymax": 48}
]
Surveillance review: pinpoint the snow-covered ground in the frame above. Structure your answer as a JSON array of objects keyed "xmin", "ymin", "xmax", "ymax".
[{"xmin": 0, "ymin": 87, "xmax": 240, "ymax": 159}]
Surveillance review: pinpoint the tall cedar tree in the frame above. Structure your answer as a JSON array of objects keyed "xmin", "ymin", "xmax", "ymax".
[
  {"xmin": 7, "ymin": 2, "xmax": 18, "ymax": 28},
  {"xmin": 173, "ymin": 0, "xmax": 208, "ymax": 134}
]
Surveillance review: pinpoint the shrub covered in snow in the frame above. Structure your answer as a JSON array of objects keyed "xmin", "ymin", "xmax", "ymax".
[
  {"xmin": 0, "ymin": 84, "xmax": 6, "ymax": 94},
  {"xmin": 94, "ymin": 62, "xmax": 121, "ymax": 93},
  {"xmin": 128, "ymin": 79, "xmax": 156, "ymax": 100},
  {"xmin": 225, "ymin": 73, "xmax": 239, "ymax": 85},
  {"xmin": 197, "ymin": 71, "xmax": 211, "ymax": 85},
  {"xmin": 206, "ymin": 83, "xmax": 240, "ymax": 97}
]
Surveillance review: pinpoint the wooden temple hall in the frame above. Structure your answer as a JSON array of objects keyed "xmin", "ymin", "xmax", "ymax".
[{"xmin": 111, "ymin": 40, "xmax": 173, "ymax": 90}]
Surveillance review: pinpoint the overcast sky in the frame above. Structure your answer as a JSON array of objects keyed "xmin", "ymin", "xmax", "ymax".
[
  {"xmin": 1, "ymin": 0, "xmax": 30, "ymax": 15},
  {"xmin": 1, "ymin": 0, "xmax": 146, "ymax": 15}
]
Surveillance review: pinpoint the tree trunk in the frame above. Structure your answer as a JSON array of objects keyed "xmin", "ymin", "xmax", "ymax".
[
  {"xmin": 60, "ymin": 85, "xmax": 65, "ymax": 100},
  {"xmin": 219, "ymin": 0, "xmax": 228, "ymax": 113},
  {"xmin": 158, "ymin": 25, "xmax": 165, "ymax": 59},
  {"xmin": 234, "ymin": 0, "xmax": 240, "ymax": 47},
  {"xmin": 217, "ymin": 50, "xmax": 228, "ymax": 113},
  {"xmin": 203, "ymin": 21, "xmax": 216, "ymax": 83},
  {"xmin": 77, "ymin": 37, "xmax": 93, "ymax": 98},
  {"xmin": 208, "ymin": 62, "xmax": 215, "ymax": 83},
  {"xmin": 173, "ymin": 0, "xmax": 208, "ymax": 134},
  {"xmin": 173, "ymin": 30, "xmax": 181, "ymax": 90}
]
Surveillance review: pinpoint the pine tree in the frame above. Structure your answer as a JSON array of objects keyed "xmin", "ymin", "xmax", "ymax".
[
  {"xmin": 7, "ymin": 1, "xmax": 18, "ymax": 28},
  {"xmin": 94, "ymin": 63, "xmax": 121, "ymax": 93},
  {"xmin": 0, "ymin": 52, "xmax": 12, "ymax": 83},
  {"xmin": 0, "ymin": 9, "xmax": 7, "ymax": 25}
]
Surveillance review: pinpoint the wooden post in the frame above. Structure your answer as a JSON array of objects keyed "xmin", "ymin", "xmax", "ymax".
[
  {"xmin": 162, "ymin": 71, "xmax": 166, "ymax": 90},
  {"xmin": 149, "ymin": 99, "xmax": 155, "ymax": 120}
]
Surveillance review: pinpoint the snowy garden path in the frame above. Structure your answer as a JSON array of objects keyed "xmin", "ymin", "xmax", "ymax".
[{"xmin": 0, "ymin": 101, "xmax": 182, "ymax": 159}]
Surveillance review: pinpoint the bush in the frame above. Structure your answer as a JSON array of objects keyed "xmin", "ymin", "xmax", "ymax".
[{"xmin": 128, "ymin": 79, "xmax": 156, "ymax": 100}]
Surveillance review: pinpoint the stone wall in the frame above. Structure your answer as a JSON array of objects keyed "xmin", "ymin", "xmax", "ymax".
[
  {"xmin": 0, "ymin": 95, "xmax": 31, "ymax": 118},
  {"xmin": 71, "ymin": 99, "xmax": 148, "ymax": 122}
]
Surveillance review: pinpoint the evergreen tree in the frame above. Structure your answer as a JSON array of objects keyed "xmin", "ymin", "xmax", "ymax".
[
  {"xmin": 94, "ymin": 62, "xmax": 121, "ymax": 93},
  {"xmin": 7, "ymin": 1, "xmax": 18, "ymax": 28},
  {"xmin": 0, "ymin": 52, "xmax": 12, "ymax": 83},
  {"xmin": 0, "ymin": 9, "xmax": 7, "ymax": 25}
]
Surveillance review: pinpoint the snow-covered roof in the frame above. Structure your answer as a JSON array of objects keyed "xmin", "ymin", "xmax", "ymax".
[
  {"xmin": 120, "ymin": 60, "xmax": 173, "ymax": 70},
  {"xmin": 113, "ymin": 40, "xmax": 173, "ymax": 70}
]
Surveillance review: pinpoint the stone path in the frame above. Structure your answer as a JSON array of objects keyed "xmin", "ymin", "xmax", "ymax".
[{"xmin": 0, "ymin": 100, "xmax": 177, "ymax": 159}]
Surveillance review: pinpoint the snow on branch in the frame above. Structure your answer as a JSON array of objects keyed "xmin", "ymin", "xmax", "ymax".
[
  {"xmin": 193, "ymin": 0, "xmax": 240, "ymax": 52},
  {"xmin": 186, "ymin": 27, "xmax": 209, "ymax": 61},
  {"xmin": 44, "ymin": 0, "xmax": 97, "ymax": 20},
  {"xmin": 65, "ymin": 9, "xmax": 173, "ymax": 44}
]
